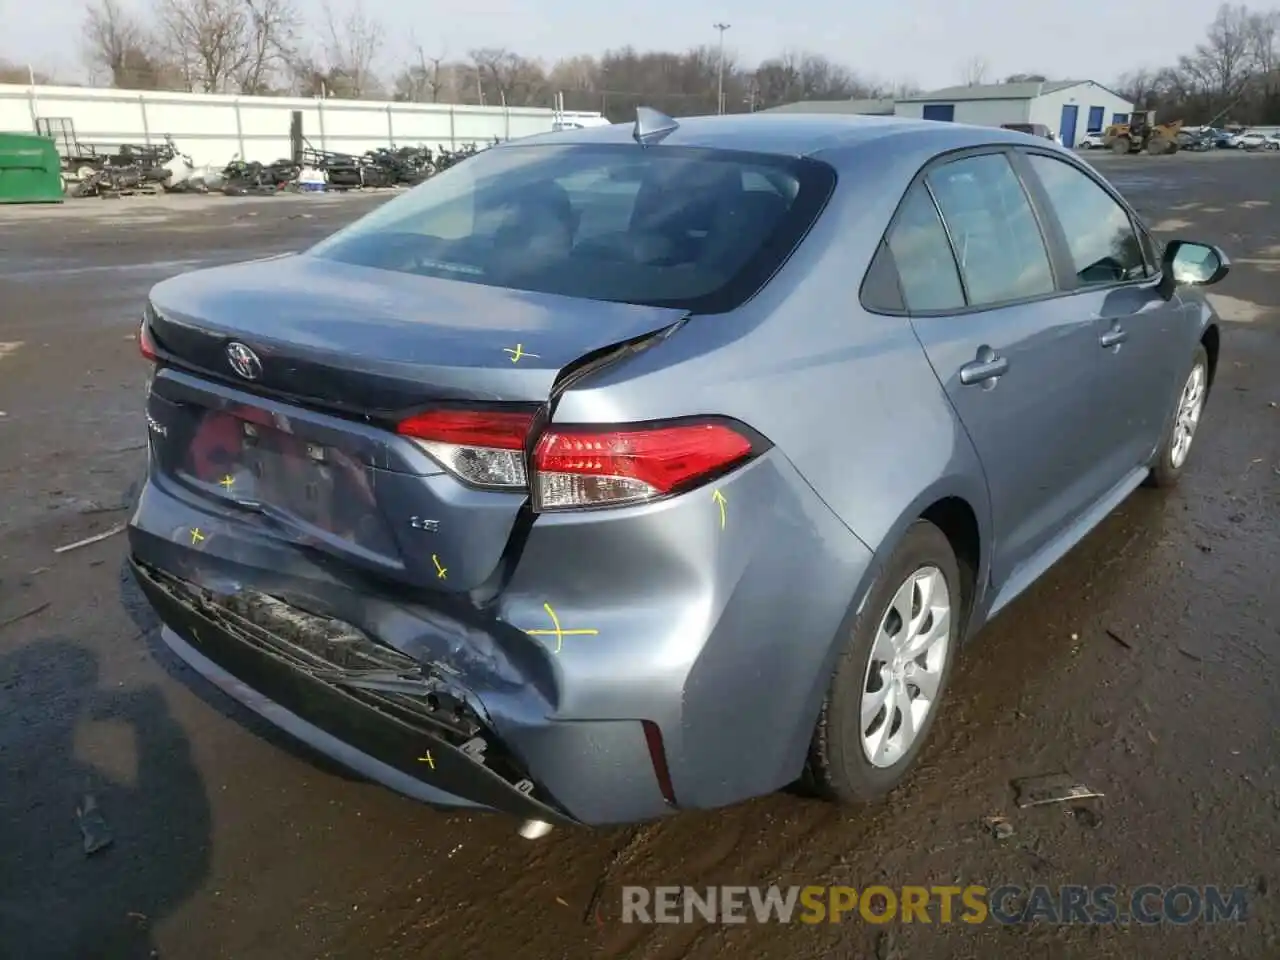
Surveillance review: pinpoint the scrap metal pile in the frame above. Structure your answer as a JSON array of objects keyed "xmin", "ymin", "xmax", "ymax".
[
  {"xmin": 62, "ymin": 137, "xmax": 188, "ymax": 198},
  {"xmin": 45, "ymin": 121, "xmax": 498, "ymax": 199},
  {"xmin": 181, "ymin": 139, "xmax": 498, "ymax": 195}
]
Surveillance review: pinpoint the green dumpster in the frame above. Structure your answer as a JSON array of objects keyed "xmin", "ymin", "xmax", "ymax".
[{"xmin": 0, "ymin": 132, "xmax": 63, "ymax": 204}]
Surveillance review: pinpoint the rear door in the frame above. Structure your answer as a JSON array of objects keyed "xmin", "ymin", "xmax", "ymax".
[
  {"xmin": 890, "ymin": 150, "xmax": 1105, "ymax": 586},
  {"xmin": 1016, "ymin": 150, "xmax": 1188, "ymax": 475}
]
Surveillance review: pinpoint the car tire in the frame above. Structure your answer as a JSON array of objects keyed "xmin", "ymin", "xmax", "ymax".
[
  {"xmin": 1145, "ymin": 344, "xmax": 1210, "ymax": 489},
  {"xmin": 804, "ymin": 520, "xmax": 962, "ymax": 803}
]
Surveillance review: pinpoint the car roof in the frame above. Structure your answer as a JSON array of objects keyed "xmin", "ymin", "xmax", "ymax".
[{"xmin": 506, "ymin": 112, "xmax": 1048, "ymax": 162}]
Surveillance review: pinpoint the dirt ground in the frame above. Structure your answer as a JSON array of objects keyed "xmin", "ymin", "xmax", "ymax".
[{"xmin": 1, "ymin": 156, "xmax": 1278, "ymax": 960}]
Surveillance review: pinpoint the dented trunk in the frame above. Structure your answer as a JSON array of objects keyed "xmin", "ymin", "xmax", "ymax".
[{"xmin": 142, "ymin": 254, "xmax": 687, "ymax": 592}]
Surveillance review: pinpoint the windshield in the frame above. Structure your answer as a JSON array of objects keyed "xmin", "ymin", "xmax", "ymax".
[{"xmin": 308, "ymin": 143, "xmax": 836, "ymax": 313}]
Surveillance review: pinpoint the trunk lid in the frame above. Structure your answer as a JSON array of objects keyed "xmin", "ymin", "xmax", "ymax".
[
  {"xmin": 148, "ymin": 254, "xmax": 687, "ymax": 411},
  {"xmin": 144, "ymin": 254, "xmax": 687, "ymax": 592}
]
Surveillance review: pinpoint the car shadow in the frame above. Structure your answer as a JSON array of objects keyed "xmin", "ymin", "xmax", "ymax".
[{"xmin": 0, "ymin": 637, "xmax": 211, "ymax": 959}]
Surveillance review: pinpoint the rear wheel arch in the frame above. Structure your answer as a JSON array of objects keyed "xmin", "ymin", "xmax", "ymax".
[
  {"xmin": 919, "ymin": 496, "xmax": 981, "ymax": 637},
  {"xmin": 791, "ymin": 485, "xmax": 988, "ymax": 793},
  {"xmin": 1201, "ymin": 323, "xmax": 1220, "ymax": 392}
]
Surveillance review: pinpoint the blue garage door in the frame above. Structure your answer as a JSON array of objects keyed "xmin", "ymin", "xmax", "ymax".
[
  {"xmin": 1087, "ymin": 106, "xmax": 1105, "ymax": 132},
  {"xmin": 922, "ymin": 104, "xmax": 955, "ymax": 122},
  {"xmin": 1060, "ymin": 104, "xmax": 1079, "ymax": 147}
]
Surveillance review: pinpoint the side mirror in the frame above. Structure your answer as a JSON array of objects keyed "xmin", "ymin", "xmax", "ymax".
[{"xmin": 1157, "ymin": 240, "xmax": 1230, "ymax": 300}]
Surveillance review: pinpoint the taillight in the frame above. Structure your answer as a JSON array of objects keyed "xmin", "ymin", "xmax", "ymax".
[
  {"xmin": 396, "ymin": 409, "xmax": 758, "ymax": 509},
  {"xmin": 532, "ymin": 419, "xmax": 754, "ymax": 510},
  {"xmin": 397, "ymin": 409, "xmax": 535, "ymax": 488},
  {"xmin": 139, "ymin": 318, "xmax": 158, "ymax": 362}
]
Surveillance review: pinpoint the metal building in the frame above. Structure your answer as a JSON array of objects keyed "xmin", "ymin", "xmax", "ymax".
[{"xmin": 893, "ymin": 80, "xmax": 1135, "ymax": 148}]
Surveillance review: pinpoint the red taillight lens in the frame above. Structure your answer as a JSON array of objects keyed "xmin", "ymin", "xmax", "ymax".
[
  {"xmin": 642, "ymin": 720, "xmax": 677, "ymax": 805},
  {"xmin": 532, "ymin": 420, "xmax": 754, "ymax": 510},
  {"xmin": 397, "ymin": 409, "xmax": 535, "ymax": 488},
  {"xmin": 139, "ymin": 319, "xmax": 158, "ymax": 362}
]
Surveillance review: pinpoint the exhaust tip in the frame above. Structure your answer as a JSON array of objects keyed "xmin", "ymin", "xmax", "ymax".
[{"xmin": 518, "ymin": 819, "xmax": 554, "ymax": 840}]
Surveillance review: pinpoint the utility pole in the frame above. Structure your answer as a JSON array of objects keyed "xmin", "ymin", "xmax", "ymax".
[{"xmin": 713, "ymin": 23, "xmax": 731, "ymax": 114}]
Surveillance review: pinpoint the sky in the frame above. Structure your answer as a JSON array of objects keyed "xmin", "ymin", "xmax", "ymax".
[{"xmin": 2, "ymin": 0, "xmax": 1219, "ymax": 92}]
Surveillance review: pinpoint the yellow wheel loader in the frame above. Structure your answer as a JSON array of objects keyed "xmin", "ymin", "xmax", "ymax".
[{"xmin": 1103, "ymin": 111, "xmax": 1183, "ymax": 155}]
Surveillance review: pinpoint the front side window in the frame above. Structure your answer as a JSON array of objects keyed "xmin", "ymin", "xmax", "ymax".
[
  {"xmin": 926, "ymin": 153, "xmax": 1056, "ymax": 306},
  {"xmin": 308, "ymin": 143, "xmax": 834, "ymax": 313},
  {"xmin": 885, "ymin": 184, "xmax": 965, "ymax": 311},
  {"xmin": 1026, "ymin": 153, "xmax": 1148, "ymax": 285}
]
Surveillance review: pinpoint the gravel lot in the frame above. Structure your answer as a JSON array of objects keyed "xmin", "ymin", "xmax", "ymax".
[{"xmin": 1, "ymin": 155, "xmax": 1278, "ymax": 960}]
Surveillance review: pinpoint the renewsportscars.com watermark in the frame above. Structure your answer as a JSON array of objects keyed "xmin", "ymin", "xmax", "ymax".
[{"xmin": 621, "ymin": 885, "xmax": 1250, "ymax": 925}]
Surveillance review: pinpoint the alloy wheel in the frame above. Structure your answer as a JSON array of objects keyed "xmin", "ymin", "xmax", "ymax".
[
  {"xmin": 859, "ymin": 566, "xmax": 952, "ymax": 768},
  {"xmin": 1170, "ymin": 362, "xmax": 1207, "ymax": 469}
]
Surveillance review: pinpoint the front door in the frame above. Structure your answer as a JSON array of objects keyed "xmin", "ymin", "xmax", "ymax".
[
  {"xmin": 1059, "ymin": 104, "xmax": 1079, "ymax": 147},
  {"xmin": 887, "ymin": 151, "xmax": 1105, "ymax": 586}
]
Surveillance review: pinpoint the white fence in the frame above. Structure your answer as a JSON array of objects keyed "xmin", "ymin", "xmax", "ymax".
[{"xmin": 0, "ymin": 83, "xmax": 569, "ymax": 167}]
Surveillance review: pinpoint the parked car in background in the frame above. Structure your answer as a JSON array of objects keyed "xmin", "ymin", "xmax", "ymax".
[
  {"xmin": 128, "ymin": 111, "xmax": 1230, "ymax": 833},
  {"xmin": 1077, "ymin": 131, "xmax": 1107, "ymax": 149},
  {"xmin": 1214, "ymin": 130, "xmax": 1243, "ymax": 148},
  {"xmin": 1176, "ymin": 129, "xmax": 1215, "ymax": 151},
  {"xmin": 1265, "ymin": 133, "xmax": 1280, "ymax": 151},
  {"xmin": 1234, "ymin": 131, "xmax": 1269, "ymax": 150},
  {"xmin": 1001, "ymin": 122, "xmax": 1056, "ymax": 141}
]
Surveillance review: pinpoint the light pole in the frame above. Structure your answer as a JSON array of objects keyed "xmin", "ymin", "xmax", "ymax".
[{"xmin": 713, "ymin": 23, "xmax": 730, "ymax": 114}]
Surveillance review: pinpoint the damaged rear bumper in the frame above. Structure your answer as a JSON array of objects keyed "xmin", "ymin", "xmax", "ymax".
[{"xmin": 130, "ymin": 559, "xmax": 580, "ymax": 826}]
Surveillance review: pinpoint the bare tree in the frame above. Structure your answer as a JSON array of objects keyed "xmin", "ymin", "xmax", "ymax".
[
  {"xmin": 154, "ymin": 0, "xmax": 249, "ymax": 92},
  {"xmin": 1181, "ymin": 3, "xmax": 1256, "ymax": 105},
  {"xmin": 0, "ymin": 60, "xmax": 54, "ymax": 84},
  {"xmin": 470, "ymin": 47, "xmax": 548, "ymax": 107},
  {"xmin": 235, "ymin": 0, "xmax": 299, "ymax": 94},
  {"xmin": 321, "ymin": 0, "xmax": 384, "ymax": 98},
  {"xmin": 83, "ymin": 0, "xmax": 168, "ymax": 88},
  {"xmin": 959, "ymin": 56, "xmax": 988, "ymax": 86},
  {"xmin": 393, "ymin": 36, "xmax": 448, "ymax": 102},
  {"xmin": 1116, "ymin": 67, "xmax": 1160, "ymax": 107},
  {"xmin": 752, "ymin": 50, "xmax": 882, "ymax": 110}
]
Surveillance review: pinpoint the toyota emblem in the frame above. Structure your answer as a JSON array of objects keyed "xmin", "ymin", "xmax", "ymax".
[{"xmin": 226, "ymin": 341, "xmax": 262, "ymax": 380}]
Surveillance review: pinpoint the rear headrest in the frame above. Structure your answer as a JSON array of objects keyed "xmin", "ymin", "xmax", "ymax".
[
  {"xmin": 700, "ymin": 190, "xmax": 789, "ymax": 267},
  {"xmin": 630, "ymin": 164, "xmax": 744, "ymax": 233}
]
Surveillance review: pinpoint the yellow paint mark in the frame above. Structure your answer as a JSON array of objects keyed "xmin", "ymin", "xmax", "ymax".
[
  {"xmin": 189, "ymin": 527, "xmax": 206, "ymax": 545},
  {"xmin": 419, "ymin": 750, "xmax": 435, "ymax": 769},
  {"xmin": 712, "ymin": 489, "xmax": 727, "ymax": 529},
  {"xmin": 219, "ymin": 475, "xmax": 235, "ymax": 491},
  {"xmin": 525, "ymin": 602, "xmax": 598, "ymax": 654},
  {"xmin": 503, "ymin": 343, "xmax": 541, "ymax": 364},
  {"xmin": 432, "ymin": 554, "xmax": 447, "ymax": 579}
]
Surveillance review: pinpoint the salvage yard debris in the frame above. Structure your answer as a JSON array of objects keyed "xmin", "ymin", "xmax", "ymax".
[
  {"xmin": 52, "ymin": 127, "xmax": 499, "ymax": 200},
  {"xmin": 0, "ymin": 601, "xmax": 49, "ymax": 631},
  {"xmin": 76, "ymin": 794, "xmax": 113, "ymax": 855},
  {"xmin": 1012, "ymin": 773, "xmax": 1105, "ymax": 808},
  {"xmin": 983, "ymin": 815, "xmax": 1015, "ymax": 840},
  {"xmin": 54, "ymin": 522, "xmax": 127, "ymax": 554}
]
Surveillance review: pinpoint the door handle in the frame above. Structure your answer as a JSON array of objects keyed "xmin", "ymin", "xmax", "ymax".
[
  {"xmin": 1099, "ymin": 327, "xmax": 1128, "ymax": 348},
  {"xmin": 959, "ymin": 355, "xmax": 1009, "ymax": 386}
]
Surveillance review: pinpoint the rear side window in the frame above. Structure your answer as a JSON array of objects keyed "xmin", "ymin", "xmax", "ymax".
[
  {"xmin": 926, "ymin": 153, "xmax": 1056, "ymax": 306},
  {"xmin": 885, "ymin": 184, "xmax": 965, "ymax": 311},
  {"xmin": 1025, "ymin": 154, "xmax": 1149, "ymax": 284},
  {"xmin": 308, "ymin": 143, "xmax": 835, "ymax": 314}
]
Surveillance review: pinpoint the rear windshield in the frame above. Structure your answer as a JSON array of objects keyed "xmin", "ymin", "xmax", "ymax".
[{"xmin": 308, "ymin": 143, "xmax": 836, "ymax": 313}]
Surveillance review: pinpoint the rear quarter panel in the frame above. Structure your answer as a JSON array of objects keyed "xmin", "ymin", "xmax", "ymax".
[{"xmin": 553, "ymin": 137, "xmax": 993, "ymax": 577}]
